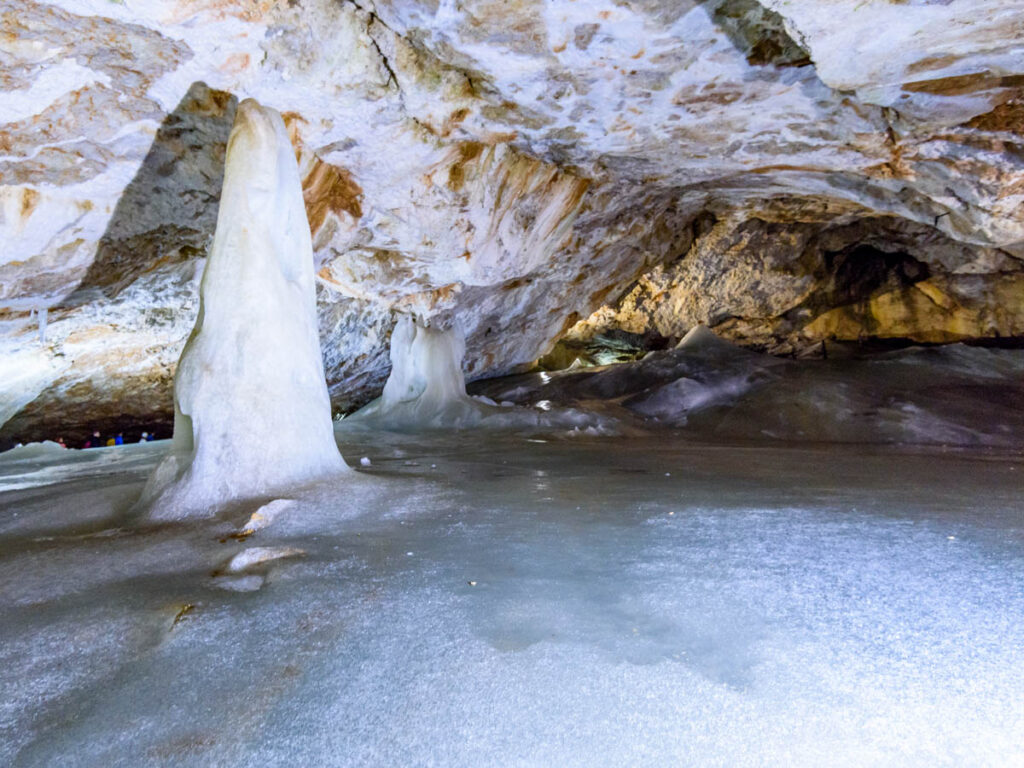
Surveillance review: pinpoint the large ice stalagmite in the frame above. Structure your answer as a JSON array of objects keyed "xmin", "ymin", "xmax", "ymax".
[
  {"xmin": 140, "ymin": 99, "xmax": 345, "ymax": 520},
  {"xmin": 348, "ymin": 316, "xmax": 495, "ymax": 429}
]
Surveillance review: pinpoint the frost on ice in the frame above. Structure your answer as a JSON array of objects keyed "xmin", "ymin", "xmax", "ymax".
[{"xmin": 139, "ymin": 99, "xmax": 345, "ymax": 520}]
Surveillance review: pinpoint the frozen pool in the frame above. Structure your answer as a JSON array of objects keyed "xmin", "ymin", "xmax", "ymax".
[{"xmin": 0, "ymin": 432, "xmax": 1022, "ymax": 766}]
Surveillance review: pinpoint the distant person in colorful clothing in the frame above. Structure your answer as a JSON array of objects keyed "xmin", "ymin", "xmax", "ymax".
[
  {"xmin": 85, "ymin": 430, "xmax": 102, "ymax": 449},
  {"xmin": 139, "ymin": 432, "xmax": 149, "ymax": 443},
  {"xmin": 115, "ymin": 433, "xmax": 124, "ymax": 446}
]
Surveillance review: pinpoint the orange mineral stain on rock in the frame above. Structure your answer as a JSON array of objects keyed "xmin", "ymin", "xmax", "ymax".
[
  {"xmin": 19, "ymin": 188, "xmax": 40, "ymax": 219},
  {"xmin": 966, "ymin": 99, "xmax": 1024, "ymax": 133},
  {"xmin": 447, "ymin": 141, "xmax": 486, "ymax": 191},
  {"xmin": 906, "ymin": 54, "xmax": 961, "ymax": 75},
  {"xmin": 394, "ymin": 283, "xmax": 463, "ymax": 312},
  {"xmin": 281, "ymin": 111, "xmax": 307, "ymax": 162},
  {"xmin": 220, "ymin": 52, "xmax": 251, "ymax": 76},
  {"xmin": 167, "ymin": 0, "xmax": 273, "ymax": 23},
  {"xmin": 302, "ymin": 159, "xmax": 364, "ymax": 233},
  {"xmin": 903, "ymin": 71, "xmax": 1024, "ymax": 96},
  {"xmin": 439, "ymin": 107, "xmax": 471, "ymax": 138}
]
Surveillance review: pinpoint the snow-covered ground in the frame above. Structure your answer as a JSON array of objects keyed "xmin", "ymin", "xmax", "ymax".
[{"xmin": 1, "ymin": 430, "xmax": 1022, "ymax": 766}]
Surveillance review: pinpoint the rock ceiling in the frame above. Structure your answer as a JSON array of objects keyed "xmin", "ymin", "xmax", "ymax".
[{"xmin": 1, "ymin": 0, "xmax": 1023, "ymax": 443}]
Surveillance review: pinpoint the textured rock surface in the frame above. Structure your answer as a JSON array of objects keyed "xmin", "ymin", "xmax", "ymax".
[
  {"xmin": 568, "ymin": 214, "xmax": 1024, "ymax": 354},
  {"xmin": 472, "ymin": 326, "xmax": 1024, "ymax": 447},
  {"xmin": 2, "ymin": 0, "xmax": 1023, "ymax": 443}
]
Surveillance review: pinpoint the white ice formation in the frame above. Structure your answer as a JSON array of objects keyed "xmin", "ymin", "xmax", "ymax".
[
  {"xmin": 348, "ymin": 316, "xmax": 495, "ymax": 430},
  {"xmin": 240, "ymin": 498, "xmax": 297, "ymax": 534},
  {"xmin": 347, "ymin": 315, "xmax": 620, "ymax": 435},
  {"xmin": 225, "ymin": 546, "xmax": 305, "ymax": 573},
  {"xmin": 139, "ymin": 99, "xmax": 345, "ymax": 520}
]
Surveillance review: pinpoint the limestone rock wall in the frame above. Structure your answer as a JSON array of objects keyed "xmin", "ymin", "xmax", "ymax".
[
  {"xmin": 568, "ymin": 214, "xmax": 1024, "ymax": 355},
  {"xmin": 1, "ymin": 0, "xmax": 1023, "ymax": 444}
]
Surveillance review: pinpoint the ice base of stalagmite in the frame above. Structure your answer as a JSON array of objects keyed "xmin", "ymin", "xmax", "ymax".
[
  {"xmin": 139, "ymin": 99, "xmax": 345, "ymax": 521},
  {"xmin": 346, "ymin": 316, "xmax": 619, "ymax": 434},
  {"xmin": 347, "ymin": 317, "xmax": 495, "ymax": 430}
]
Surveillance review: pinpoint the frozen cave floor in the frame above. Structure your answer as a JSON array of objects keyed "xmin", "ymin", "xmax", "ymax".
[{"xmin": 1, "ymin": 430, "xmax": 1023, "ymax": 767}]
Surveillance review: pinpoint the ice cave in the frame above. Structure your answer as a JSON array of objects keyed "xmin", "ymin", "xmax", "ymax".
[{"xmin": 1, "ymin": 1, "xmax": 1023, "ymax": 766}]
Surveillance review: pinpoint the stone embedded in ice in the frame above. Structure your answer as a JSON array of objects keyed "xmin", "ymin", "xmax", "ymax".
[
  {"xmin": 629, "ymin": 375, "xmax": 753, "ymax": 423},
  {"xmin": 138, "ymin": 98, "xmax": 345, "ymax": 520}
]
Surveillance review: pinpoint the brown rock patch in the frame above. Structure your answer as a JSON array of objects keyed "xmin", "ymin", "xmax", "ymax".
[
  {"xmin": 303, "ymin": 159, "xmax": 364, "ymax": 233},
  {"xmin": 903, "ymin": 71, "xmax": 1024, "ymax": 96},
  {"xmin": 966, "ymin": 99, "xmax": 1024, "ymax": 133}
]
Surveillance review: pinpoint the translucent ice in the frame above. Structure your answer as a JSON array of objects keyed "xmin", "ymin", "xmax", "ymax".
[
  {"xmin": 0, "ymin": 440, "xmax": 65, "ymax": 461},
  {"xmin": 347, "ymin": 316, "xmax": 500, "ymax": 429},
  {"xmin": 2, "ymin": 432, "xmax": 1023, "ymax": 766},
  {"xmin": 37, "ymin": 306, "xmax": 47, "ymax": 344},
  {"xmin": 348, "ymin": 316, "xmax": 620, "ymax": 434},
  {"xmin": 139, "ymin": 99, "xmax": 345, "ymax": 520}
]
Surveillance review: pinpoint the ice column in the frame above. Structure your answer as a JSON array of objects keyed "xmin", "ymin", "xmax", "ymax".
[
  {"xmin": 350, "ymin": 316, "xmax": 492, "ymax": 429},
  {"xmin": 140, "ymin": 99, "xmax": 345, "ymax": 520}
]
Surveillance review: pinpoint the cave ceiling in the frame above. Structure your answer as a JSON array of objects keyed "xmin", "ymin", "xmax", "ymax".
[{"xmin": 1, "ymin": 0, "xmax": 1023, "ymax": 443}]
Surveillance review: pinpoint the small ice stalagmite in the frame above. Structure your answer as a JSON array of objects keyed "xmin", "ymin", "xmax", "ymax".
[
  {"xmin": 139, "ymin": 99, "xmax": 345, "ymax": 520},
  {"xmin": 348, "ymin": 316, "xmax": 494, "ymax": 429},
  {"xmin": 37, "ymin": 306, "xmax": 47, "ymax": 344}
]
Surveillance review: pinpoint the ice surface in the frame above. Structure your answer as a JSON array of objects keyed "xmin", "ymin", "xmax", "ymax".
[
  {"xmin": 0, "ymin": 441, "xmax": 65, "ymax": 461},
  {"xmin": 473, "ymin": 326, "xmax": 1024, "ymax": 447},
  {"xmin": 0, "ymin": 439, "xmax": 166, "ymax": 496},
  {"xmin": 139, "ymin": 99, "xmax": 345, "ymax": 520},
  {"xmin": 1, "ymin": 432, "xmax": 1022, "ymax": 766}
]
